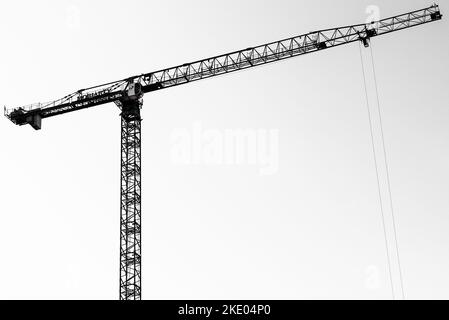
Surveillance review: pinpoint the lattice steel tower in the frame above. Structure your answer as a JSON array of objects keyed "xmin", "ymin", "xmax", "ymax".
[
  {"xmin": 4, "ymin": 5, "xmax": 442, "ymax": 300},
  {"xmin": 118, "ymin": 95, "xmax": 143, "ymax": 300}
]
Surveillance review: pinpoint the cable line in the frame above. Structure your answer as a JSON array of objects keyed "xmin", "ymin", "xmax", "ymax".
[
  {"xmin": 369, "ymin": 43, "xmax": 406, "ymax": 299},
  {"xmin": 358, "ymin": 41, "xmax": 396, "ymax": 299}
]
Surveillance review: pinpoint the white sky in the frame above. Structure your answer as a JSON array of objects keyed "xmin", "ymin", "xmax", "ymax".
[{"xmin": 0, "ymin": 0, "xmax": 448, "ymax": 299}]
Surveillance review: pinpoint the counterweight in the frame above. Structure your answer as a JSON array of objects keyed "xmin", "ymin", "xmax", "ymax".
[{"xmin": 3, "ymin": 5, "xmax": 442, "ymax": 300}]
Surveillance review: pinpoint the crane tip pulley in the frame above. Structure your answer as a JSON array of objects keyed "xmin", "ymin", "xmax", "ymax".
[{"xmin": 430, "ymin": 3, "xmax": 443, "ymax": 20}]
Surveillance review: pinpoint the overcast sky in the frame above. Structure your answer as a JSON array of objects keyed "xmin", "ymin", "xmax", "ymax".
[{"xmin": 0, "ymin": 0, "xmax": 448, "ymax": 300}]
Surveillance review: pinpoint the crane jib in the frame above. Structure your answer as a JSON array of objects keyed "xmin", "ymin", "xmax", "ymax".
[{"xmin": 3, "ymin": 4, "xmax": 442, "ymax": 131}]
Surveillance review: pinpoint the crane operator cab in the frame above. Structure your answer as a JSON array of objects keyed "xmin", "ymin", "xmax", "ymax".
[
  {"xmin": 120, "ymin": 82, "xmax": 143, "ymax": 122},
  {"xmin": 126, "ymin": 83, "xmax": 143, "ymax": 101}
]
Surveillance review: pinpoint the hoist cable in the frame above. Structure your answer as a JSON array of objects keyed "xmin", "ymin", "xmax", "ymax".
[
  {"xmin": 358, "ymin": 41, "xmax": 396, "ymax": 299},
  {"xmin": 369, "ymin": 43, "xmax": 406, "ymax": 299}
]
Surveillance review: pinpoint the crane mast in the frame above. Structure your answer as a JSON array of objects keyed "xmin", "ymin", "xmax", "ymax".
[
  {"xmin": 119, "ymin": 98, "xmax": 143, "ymax": 300},
  {"xmin": 4, "ymin": 5, "xmax": 442, "ymax": 300}
]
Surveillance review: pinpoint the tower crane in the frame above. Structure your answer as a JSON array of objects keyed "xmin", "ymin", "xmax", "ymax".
[{"xmin": 4, "ymin": 5, "xmax": 442, "ymax": 300}]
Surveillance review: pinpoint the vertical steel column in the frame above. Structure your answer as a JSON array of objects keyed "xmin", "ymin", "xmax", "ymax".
[{"xmin": 119, "ymin": 100, "xmax": 142, "ymax": 300}]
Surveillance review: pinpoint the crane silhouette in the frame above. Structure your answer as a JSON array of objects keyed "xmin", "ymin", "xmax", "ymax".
[{"xmin": 4, "ymin": 5, "xmax": 442, "ymax": 300}]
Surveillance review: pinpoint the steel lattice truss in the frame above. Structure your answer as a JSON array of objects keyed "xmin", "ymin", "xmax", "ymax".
[
  {"xmin": 3, "ymin": 5, "xmax": 442, "ymax": 301},
  {"xmin": 120, "ymin": 111, "xmax": 142, "ymax": 300},
  {"xmin": 4, "ymin": 5, "xmax": 441, "ymax": 125}
]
